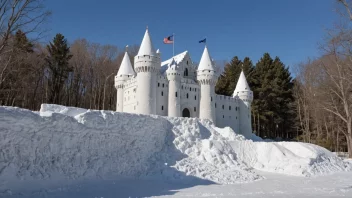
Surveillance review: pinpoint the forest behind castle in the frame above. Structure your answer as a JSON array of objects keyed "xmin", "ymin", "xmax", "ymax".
[{"xmin": 0, "ymin": 0, "xmax": 351, "ymax": 157}]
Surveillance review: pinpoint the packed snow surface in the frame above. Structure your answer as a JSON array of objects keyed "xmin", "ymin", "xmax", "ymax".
[{"xmin": 0, "ymin": 104, "xmax": 351, "ymax": 197}]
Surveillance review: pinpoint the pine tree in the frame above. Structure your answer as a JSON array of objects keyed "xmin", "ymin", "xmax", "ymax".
[
  {"xmin": 8, "ymin": 30, "xmax": 34, "ymax": 85},
  {"xmin": 0, "ymin": 30, "xmax": 35, "ymax": 107},
  {"xmin": 46, "ymin": 33, "xmax": 73, "ymax": 104},
  {"xmin": 252, "ymin": 53, "xmax": 275, "ymax": 137},
  {"xmin": 252, "ymin": 53, "xmax": 295, "ymax": 139},
  {"xmin": 272, "ymin": 57, "xmax": 294, "ymax": 138},
  {"xmin": 215, "ymin": 56, "xmax": 256, "ymax": 96},
  {"xmin": 215, "ymin": 56, "xmax": 242, "ymax": 96},
  {"xmin": 14, "ymin": 30, "xmax": 33, "ymax": 53}
]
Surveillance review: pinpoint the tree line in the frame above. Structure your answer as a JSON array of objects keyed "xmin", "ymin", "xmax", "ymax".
[
  {"xmin": 292, "ymin": 0, "xmax": 352, "ymax": 157},
  {"xmin": 215, "ymin": 54, "xmax": 295, "ymax": 140},
  {"xmin": 214, "ymin": 1, "xmax": 352, "ymax": 157},
  {"xmin": 0, "ymin": 31, "xmax": 139, "ymax": 110},
  {"xmin": 0, "ymin": 0, "xmax": 351, "ymax": 157}
]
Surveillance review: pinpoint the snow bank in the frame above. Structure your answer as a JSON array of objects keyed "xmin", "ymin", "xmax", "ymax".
[
  {"xmin": 38, "ymin": 103, "xmax": 88, "ymax": 117},
  {"xmin": 0, "ymin": 105, "xmax": 351, "ymax": 186}
]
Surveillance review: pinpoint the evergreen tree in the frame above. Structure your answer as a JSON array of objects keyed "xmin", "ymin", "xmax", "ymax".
[
  {"xmin": 216, "ymin": 56, "xmax": 242, "ymax": 96},
  {"xmin": 14, "ymin": 30, "xmax": 33, "ymax": 53},
  {"xmin": 215, "ymin": 56, "xmax": 255, "ymax": 96},
  {"xmin": 46, "ymin": 33, "xmax": 73, "ymax": 104},
  {"xmin": 7, "ymin": 30, "xmax": 34, "ymax": 86},
  {"xmin": 252, "ymin": 53, "xmax": 275, "ymax": 137},
  {"xmin": 272, "ymin": 57, "xmax": 295, "ymax": 138},
  {"xmin": 252, "ymin": 53, "xmax": 295, "ymax": 138}
]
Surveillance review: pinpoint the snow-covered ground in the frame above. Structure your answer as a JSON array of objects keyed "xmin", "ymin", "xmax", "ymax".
[
  {"xmin": 0, "ymin": 104, "xmax": 351, "ymax": 197},
  {"xmin": 2, "ymin": 171, "xmax": 352, "ymax": 197}
]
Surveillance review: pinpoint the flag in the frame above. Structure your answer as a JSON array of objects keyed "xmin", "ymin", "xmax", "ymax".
[
  {"xmin": 163, "ymin": 35, "xmax": 174, "ymax": 44},
  {"xmin": 199, "ymin": 38, "xmax": 206, "ymax": 43}
]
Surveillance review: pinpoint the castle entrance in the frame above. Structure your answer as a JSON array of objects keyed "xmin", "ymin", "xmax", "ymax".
[{"xmin": 182, "ymin": 108, "xmax": 190, "ymax": 118}]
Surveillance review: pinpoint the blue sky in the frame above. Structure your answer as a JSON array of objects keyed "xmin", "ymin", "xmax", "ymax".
[{"xmin": 44, "ymin": 0, "xmax": 338, "ymax": 71}]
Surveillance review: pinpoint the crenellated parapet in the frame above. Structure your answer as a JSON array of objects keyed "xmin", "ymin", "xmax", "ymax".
[
  {"xmin": 113, "ymin": 27, "xmax": 253, "ymax": 136},
  {"xmin": 197, "ymin": 78, "xmax": 217, "ymax": 85},
  {"xmin": 134, "ymin": 55, "xmax": 160, "ymax": 74},
  {"xmin": 232, "ymin": 71, "xmax": 253, "ymax": 136},
  {"xmin": 115, "ymin": 49, "xmax": 136, "ymax": 112},
  {"xmin": 134, "ymin": 28, "xmax": 158, "ymax": 115},
  {"xmin": 197, "ymin": 46, "xmax": 218, "ymax": 123}
]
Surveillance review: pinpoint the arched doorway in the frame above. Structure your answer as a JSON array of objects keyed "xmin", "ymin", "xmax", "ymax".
[{"xmin": 182, "ymin": 108, "xmax": 190, "ymax": 118}]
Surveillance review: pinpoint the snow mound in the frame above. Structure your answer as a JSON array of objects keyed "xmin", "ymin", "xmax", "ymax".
[
  {"xmin": 39, "ymin": 103, "xmax": 88, "ymax": 117},
  {"xmin": 0, "ymin": 104, "xmax": 351, "ymax": 186}
]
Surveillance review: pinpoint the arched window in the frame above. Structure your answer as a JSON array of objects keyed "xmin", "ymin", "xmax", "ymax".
[
  {"xmin": 161, "ymin": 91, "xmax": 163, "ymax": 96},
  {"xmin": 184, "ymin": 68, "xmax": 189, "ymax": 76},
  {"xmin": 162, "ymin": 106, "xmax": 164, "ymax": 110},
  {"xmin": 215, "ymin": 103, "xmax": 217, "ymax": 108},
  {"xmin": 194, "ymin": 107, "xmax": 196, "ymax": 112},
  {"xmin": 229, "ymin": 106, "xmax": 231, "ymax": 110},
  {"xmin": 211, "ymin": 97, "xmax": 213, "ymax": 102},
  {"xmin": 195, "ymin": 95, "xmax": 196, "ymax": 100},
  {"xmin": 187, "ymin": 93, "xmax": 189, "ymax": 98},
  {"xmin": 176, "ymin": 92, "xmax": 178, "ymax": 97},
  {"xmin": 158, "ymin": 83, "xmax": 160, "ymax": 87},
  {"xmin": 222, "ymin": 105, "xmax": 224, "ymax": 109}
]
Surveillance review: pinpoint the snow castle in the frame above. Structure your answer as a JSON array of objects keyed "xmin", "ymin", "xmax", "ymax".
[{"xmin": 114, "ymin": 28, "xmax": 253, "ymax": 136}]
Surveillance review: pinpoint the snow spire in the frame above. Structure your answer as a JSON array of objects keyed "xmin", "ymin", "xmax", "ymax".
[
  {"xmin": 197, "ymin": 46, "xmax": 215, "ymax": 71},
  {"xmin": 234, "ymin": 70, "xmax": 250, "ymax": 93},
  {"xmin": 137, "ymin": 27, "xmax": 156, "ymax": 56},
  {"xmin": 168, "ymin": 58, "xmax": 178, "ymax": 69},
  {"xmin": 117, "ymin": 50, "xmax": 136, "ymax": 76}
]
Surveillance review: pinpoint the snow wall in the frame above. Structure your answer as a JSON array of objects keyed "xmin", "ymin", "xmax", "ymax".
[{"xmin": 0, "ymin": 104, "xmax": 351, "ymax": 185}]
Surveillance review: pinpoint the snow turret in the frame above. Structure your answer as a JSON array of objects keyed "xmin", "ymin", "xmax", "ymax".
[
  {"xmin": 115, "ymin": 47, "xmax": 135, "ymax": 112},
  {"xmin": 233, "ymin": 70, "xmax": 253, "ymax": 136},
  {"xmin": 134, "ymin": 27, "xmax": 160, "ymax": 115},
  {"xmin": 166, "ymin": 59, "xmax": 181, "ymax": 81},
  {"xmin": 197, "ymin": 46, "xmax": 218, "ymax": 124},
  {"xmin": 156, "ymin": 49, "xmax": 161, "ymax": 62},
  {"xmin": 137, "ymin": 28, "xmax": 156, "ymax": 57},
  {"xmin": 234, "ymin": 70, "xmax": 251, "ymax": 93},
  {"xmin": 117, "ymin": 48, "xmax": 136, "ymax": 77},
  {"xmin": 198, "ymin": 46, "xmax": 217, "ymax": 71},
  {"xmin": 166, "ymin": 59, "xmax": 181, "ymax": 117}
]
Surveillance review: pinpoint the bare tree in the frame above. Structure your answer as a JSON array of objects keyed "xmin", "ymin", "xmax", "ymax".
[{"xmin": 0, "ymin": 0, "xmax": 51, "ymax": 55}]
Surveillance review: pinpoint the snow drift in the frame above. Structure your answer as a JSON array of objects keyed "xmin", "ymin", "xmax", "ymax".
[{"xmin": 0, "ymin": 104, "xmax": 351, "ymax": 186}]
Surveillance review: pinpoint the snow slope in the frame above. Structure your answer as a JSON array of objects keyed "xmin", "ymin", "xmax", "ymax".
[{"xmin": 0, "ymin": 104, "xmax": 351, "ymax": 192}]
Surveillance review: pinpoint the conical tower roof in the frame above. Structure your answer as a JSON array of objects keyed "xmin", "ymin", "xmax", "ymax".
[
  {"xmin": 117, "ymin": 51, "xmax": 136, "ymax": 76},
  {"xmin": 167, "ymin": 58, "xmax": 179, "ymax": 71},
  {"xmin": 197, "ymin": 46, "xmax": 216, "ymax": 71},
  {"xmin": 234, "ymin": 70, "xmax": 250, "ymax": 93},
  {"xmin": 137, "ymin": 28, "xmax": 156, "ymax": 56}
]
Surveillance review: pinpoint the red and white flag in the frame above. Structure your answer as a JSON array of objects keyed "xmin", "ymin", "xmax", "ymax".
[{"xmin": 163, "ymin": 35, "xmax": 174, "ymax": 44}]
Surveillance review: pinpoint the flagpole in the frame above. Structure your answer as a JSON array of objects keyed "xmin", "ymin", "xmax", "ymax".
[{"xmin": 173, "ymin": 33, "xmax": 175, "ymax": 56}]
